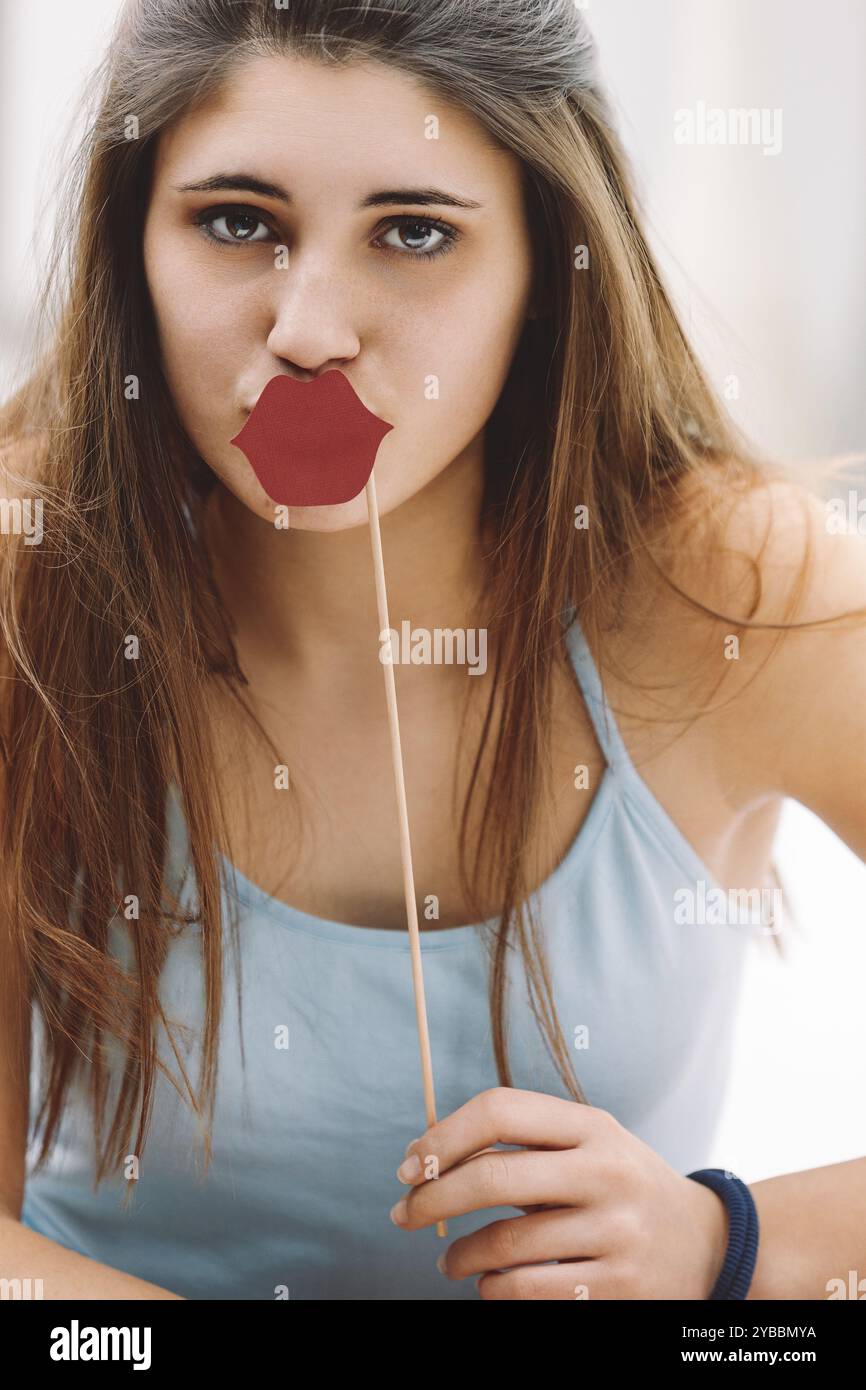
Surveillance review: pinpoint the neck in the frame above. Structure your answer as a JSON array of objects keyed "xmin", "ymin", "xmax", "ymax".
[{"xmin": 201, "ymin": 438, "xmax": 492, "ymax": 701}]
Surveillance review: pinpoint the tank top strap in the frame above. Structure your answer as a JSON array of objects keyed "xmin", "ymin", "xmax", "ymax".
[{"xmin": 560, "ymin": 604, "xmax": 631, "ymax": 776}]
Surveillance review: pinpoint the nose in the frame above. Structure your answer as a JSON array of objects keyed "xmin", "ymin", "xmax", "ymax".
[{"xmin": 263, "ymin": 249, "xmax": 362, "ymax": 373}]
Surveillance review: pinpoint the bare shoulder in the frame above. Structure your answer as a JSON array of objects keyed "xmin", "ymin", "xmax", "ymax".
[
  {"xmin": 596, "ymin": 458, "xmax": 866, "ymax": 811},
  {"xmin": 636, "ymin": 457, "xmax": 846, "ymax": 622}
]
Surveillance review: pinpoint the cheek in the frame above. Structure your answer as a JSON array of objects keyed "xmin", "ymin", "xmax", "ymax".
[
  {"xmin": 365, "ymin": 304, "xmax": 527, "ymax": 517},
  {"xmin": 406, "ymin": 266, "xmax": 529, "ymax": 451},
  {"xmin": 145, "ymin": 232, "xmax": 248, "ymax": 404},
  {"xmin": 147, "ymin": 278, "xmax": 244, "ymax": 481}
]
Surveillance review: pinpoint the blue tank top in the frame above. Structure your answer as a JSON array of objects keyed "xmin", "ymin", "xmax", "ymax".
[{"xmin": 21, "ymin": 613, "xmax": 755, "ymax": 1299}]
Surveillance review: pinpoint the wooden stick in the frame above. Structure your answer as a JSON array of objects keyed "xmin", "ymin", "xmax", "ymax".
[{"xmin": 365, "ymin": 468, "xmax": 447, "ymax": 1240}]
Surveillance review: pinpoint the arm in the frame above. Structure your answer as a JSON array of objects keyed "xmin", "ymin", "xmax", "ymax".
[
  {"xmin": 711, "ymin": 479, "xmax": 866, "ymax": 1297},
  {"xmin": 748, "ymin": 1158, "xmax": 866, "ymax": 1299},
  {"xmin": 0, "ymin": 1214, "xmax": 186, "ymax": 1299}
]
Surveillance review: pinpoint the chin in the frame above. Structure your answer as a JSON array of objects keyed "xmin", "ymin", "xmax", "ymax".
[
  {"xmin": 286, "ymin": 497, "xmax": 372, "ymax": 533},
  {"xmin": 282, "ymin": 472, "xmax": 420, "ymax": 532},
  {"xmin": 216, "ymin": 454, "xmax": 425, "ymax": 533}
]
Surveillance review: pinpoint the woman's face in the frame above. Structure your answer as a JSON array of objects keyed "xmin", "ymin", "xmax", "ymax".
[{"xmin": 142, "ymin": 51, "xmax": 536, "ymax": 531}]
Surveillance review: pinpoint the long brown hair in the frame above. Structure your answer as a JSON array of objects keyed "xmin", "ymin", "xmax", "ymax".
[{"xmin": 2, "ymin": 0, "xmax": 863, "ymax": 1196}]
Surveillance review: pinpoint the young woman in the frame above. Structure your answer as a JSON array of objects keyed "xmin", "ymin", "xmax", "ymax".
[{"xmin": 1, "ymin": 0, "xmax": 864, "ymax": 1302}]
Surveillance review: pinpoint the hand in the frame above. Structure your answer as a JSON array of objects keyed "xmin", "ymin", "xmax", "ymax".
[{"xmin": 391, "ymin": 1087, "xmax": 729, "ymax": 1299}]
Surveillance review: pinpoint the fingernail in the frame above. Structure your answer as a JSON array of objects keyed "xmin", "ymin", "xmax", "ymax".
[
  {"xmin": 404, "ymin": 1137, "xmax": 421, "ymax": 1158},
  {"xmin": 436, "ymin": 1252, "xmax": 447, "ymax": 1275},
  {"xmin": 389, "ymin": 1198, "xmax": 408, "ymax": 1226},
  {"xmin": 396, "ymin": 1153, "xmax": 422, "ymax": 1183}
]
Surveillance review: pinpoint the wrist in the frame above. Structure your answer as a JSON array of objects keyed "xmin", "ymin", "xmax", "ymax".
[
  {"xmin": 687, "ymin": 1176, "xmax": 730, "ymax": 1299},
  {"xmin": 686, "ymin": 1168, "xmax": 761, "ymax": 1299},
  {"xmin": 743, "ymin": 1176, "xmax": 799, "ymax": 1300}
]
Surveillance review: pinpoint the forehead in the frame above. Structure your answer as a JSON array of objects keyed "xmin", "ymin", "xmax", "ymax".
[{"xmin": 152, "ymin": 50, "xmax": 523, "ymax": 204}]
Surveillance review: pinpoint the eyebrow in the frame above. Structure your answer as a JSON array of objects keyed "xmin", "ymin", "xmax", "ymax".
[{"xmin": 173, "ymin": 172, "xmax": 483, "ymax": 210}]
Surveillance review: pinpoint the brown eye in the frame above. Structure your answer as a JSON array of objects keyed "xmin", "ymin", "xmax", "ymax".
[
  {"xmin": 375, "ymin": 216, "xmax": 460, "ymax": 262},
  {"xmin": 196, "ymin": 205, "xmax": 275, "ymax": 246}
]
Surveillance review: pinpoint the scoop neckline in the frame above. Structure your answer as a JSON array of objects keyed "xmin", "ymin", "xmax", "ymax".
[{"xmin": 218, "ymin": 768, "xmax": 614, "ymax": 949}]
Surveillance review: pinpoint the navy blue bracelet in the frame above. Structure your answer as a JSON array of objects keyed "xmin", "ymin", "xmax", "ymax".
[{"xmin": 686, "ymin": 1168, "xmax": 760, "ymax": 1300}]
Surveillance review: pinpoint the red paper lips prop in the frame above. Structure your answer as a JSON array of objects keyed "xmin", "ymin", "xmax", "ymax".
[{"xmin": 231, "ymin": 370, "xmax": 394, "ymax": 507}]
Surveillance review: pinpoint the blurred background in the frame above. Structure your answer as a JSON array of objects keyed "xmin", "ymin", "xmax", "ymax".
[{"xmin": 1, "ymin": 0, "xmax": 864, "ymax": 1179}]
